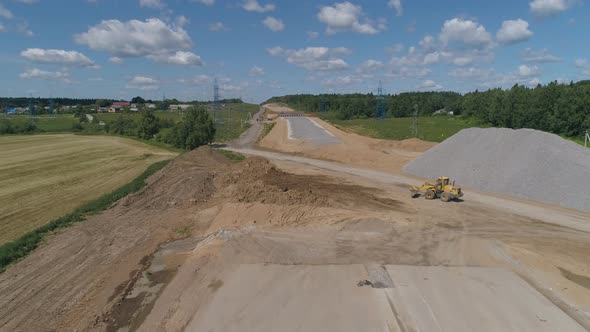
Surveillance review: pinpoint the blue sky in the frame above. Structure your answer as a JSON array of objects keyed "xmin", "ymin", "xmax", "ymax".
[{"xmin": 0, "ymin": 0, "xmax": 588, "ymax": 103}]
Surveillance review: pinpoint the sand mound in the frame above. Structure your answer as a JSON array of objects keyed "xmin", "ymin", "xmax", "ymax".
[
  {"xmin": 405, "ymin": 128, "xmax": 590, "ymax": 212},
  {"xmin": 124, "ymin": 146, "xmax": 229, "ymax": 209}
]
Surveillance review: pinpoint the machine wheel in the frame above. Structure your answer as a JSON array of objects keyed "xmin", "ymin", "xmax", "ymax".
[
  {"xmin": 425, "ymin": 190, "xmax": 436, "ymax": 200},
  {"xmin": 440, "ymin": 192, "xmax": 452, "ymax": 202}
]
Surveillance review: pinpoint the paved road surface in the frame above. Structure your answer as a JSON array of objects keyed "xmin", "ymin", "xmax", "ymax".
[
  {"xmin": 186, "ymin": 264, "xmax": 585, "ymax": 332},
  {"xmin": 286, "ymin": 117, "xmax": 340, "ymax": 146}
]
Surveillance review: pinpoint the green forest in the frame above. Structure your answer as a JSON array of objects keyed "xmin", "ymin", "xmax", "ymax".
[{"xmin": 267, "ymin": 80, "xmax": 590, "ymax": 138}]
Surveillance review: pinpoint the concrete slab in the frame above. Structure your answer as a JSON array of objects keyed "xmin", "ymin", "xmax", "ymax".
[
  {"xmin": 287, "ymin": 117, "xmax": 340, "ymax": 146},
  {"xmin": 385, "ymin": 265, "xmax": 586, "ymax": 332},
  {"xmin": 185, "ymin": 264, "xmax": 401, "ymax": 332}
]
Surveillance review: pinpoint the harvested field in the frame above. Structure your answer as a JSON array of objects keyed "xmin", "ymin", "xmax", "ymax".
[
  {"xmin": 405, "ymin": 127, "xmax": 590, "ymax": 212},
  {"xmin": 0, "ymin": 134, "xmax": 176, "ymax": 244}
]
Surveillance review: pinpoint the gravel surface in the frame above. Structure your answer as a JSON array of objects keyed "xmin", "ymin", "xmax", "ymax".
[
  {"xmin": 405, "ymin": 127, "xmax": 590, "ymax": 212},
  {"xmin": 287, "ymin": 117, "xmax": 340, "ymax": 146}
]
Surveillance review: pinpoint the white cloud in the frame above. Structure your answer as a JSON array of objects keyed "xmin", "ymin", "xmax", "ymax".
[
  {"xmin": 193, "ymin": 0, "xmax": 214, "ymax": 5},
  {"xmin": 147, "ymin": 51, "xmax": 203, "ymax": 66},
  {"xmin": 522, "ymin": 48, "xmax": 561, "ymax": 62},
  {"xmin": 268, "ymin": 46, "xmax": 351, "ymax": 71},
  {"xmin": 178, "ymin": 74, "xmax": 211, "ymax": 85},
  {"xmin": 127, "ymin": 75, "xmax": 159, "ymax": 90},
  {"xmin": 496, "ymin": 19, "xmax": 533, "ymax": 44},
  {"xmin": 209, "ymin": 22, "xmax": 225, "ymax": 31},
  {"xmin": 417, "ymin": 80, "xmax": 442, "ymax": 90},
  {"xmin": 129, "ymin": 76, "xmax": 158, "ymax": 85},
  {"xmin": 419, "ymin": 35, "xmax": 437, "ymax": 53},
  {"xmin": 322, "ymin": 75, "xmax": 362, "ymax": 86},
  {"xmin": 0, "ymin": 4, "xmax": 13, "ymax": 19},
  {"xmin": 439, "ymin": 18, "xmax": 492, "ymax": 48},
  {"xmin": 266, "ymin": 46, "xmax": 284, "ymax": 56},
  {"xmin": 241, "ymin": 0, "xmax": 275, "ymax": 12},
  {"xmin": 140, "ymin": 0, "xmax": 164, "ymax": 9},
  {"xmin": 110, "ymin": 56, "xmax": 124, "ymax": 64},
  {"xmin": 307, "ymin": 31, "xmax": 319, "ymax": 39},
  {"xmin": 0, "ymin": 23, "xmax": 5, "ymax": 32},
  {"xmin": 387, "ymin": 0, "xmax": 402, "ymax": 16},
  {"xmin": 16, "ymin": 21, "xmax": 33, "ymax": 37},
  {"xmin": 449, "ymin": 67, "xmax": 493, "ymax": 79},
  {"xmin": 20, "ymin": 48, "xmax": 96, "ymax": 67},
  {"xmin": 176, "ymin": 15, "xmax": 189, "ymax": 27},
  {"xmin": 385, "ymin": 43, "xmax": 404, "ymax": 53},
  {"xmin": 262, "ymin": 16, "xmax": 284, "ymax": 32},
  {"xmin": 74, "ymin": 18, "xmax": 192, "ymax": 57},
  {"xmin": 249, "ymin": 66, "xmax": 265, "ymax": 76},
  {"xmin": 423, "ymin": 52, "xmax": 440, "ymax": 65},
  {"xmin": 357, "ymin": 59, "xmax": 384, "ymax": 76},
  {"xmin": 529, "ymin": 0, "xmax": 574, "ymax": 16},
  {"xmin": 575, "ymin": 59, "xmax": 590, "ymax": 75},
  {"xmin": 517, "ymin": 64, "xmax": 541, "ymax": 77},
  {"xmin": 575, "ymin": 58, "xmax": 590, "ymax": 68},
  {"xmin": 19, "ymin": 68, "xmax": 70, "ymax": 82},
  {"xmin": 317, "ymin": 2, "xmax": 380, "ymax": 35}
]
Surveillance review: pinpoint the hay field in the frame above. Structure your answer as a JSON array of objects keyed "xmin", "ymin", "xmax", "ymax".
[{"xmin": 0, "ymin": 134, "xmax": 177, "ymax": 244}]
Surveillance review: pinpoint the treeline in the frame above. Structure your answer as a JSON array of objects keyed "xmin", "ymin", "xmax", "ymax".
[
  {"xmin": 266, "ymin": 92, "xmax": 462, "ymax": 119},
  {"xmin": 266, "ymin": 80, "xmax": 590, "ymax": 137},
  {"xmin": 77, "ymin": 106, "xmax": 216, "ymax": 150},
  {"xmin": 1, "ymin": 97, "xmax": 245, "ymax": 109},
  {"xmin": 462, "ymin": 81, "xmax": 590, "ymax": 137},
  {"xmin": 0, "ymin": 118, "xmax": 37, "ymax": 134}
]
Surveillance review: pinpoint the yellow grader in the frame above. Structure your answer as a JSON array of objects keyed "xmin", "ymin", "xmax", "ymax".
[{"xmin": 410, "ymin": 176, "xmax": 463, "ymax": 202}]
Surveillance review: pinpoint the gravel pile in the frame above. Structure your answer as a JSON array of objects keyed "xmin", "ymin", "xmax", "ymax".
[{"xmin": 405, "ymin": 127, "xmax": 590, "ymax": 212}]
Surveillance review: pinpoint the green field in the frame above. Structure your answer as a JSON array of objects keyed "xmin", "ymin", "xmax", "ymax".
[
  {"xmin": 1, "ymin": 114, "xmax": 78, "ymax": 132},
  {"xmin": 0, "ymin": 134, "xmax": 177, "ymax": 244},
  {"xmin": 328, "ymin": 116, "xmax": 486, "ymax": 143}
]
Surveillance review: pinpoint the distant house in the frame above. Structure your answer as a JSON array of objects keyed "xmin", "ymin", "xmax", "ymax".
[
  {"xmin": 130, "ymin": 104, "xmax": 139, "ymax": 112},
  {"xmin": 108, "ymin": 101, "xmax": 130, "ymax": 113},
  {"xmin": 112, "ymin": 101, "xmax": 130, "ymax": 108},
  {"xmin": 97, "ymin": 107, "xmax": 108, "ymax": 113},
  {"xmin": 169, "ymin": 104, "xmax": 191, "ymax": 111},
  {"xmin": 6, "ymin": 109, "xmax": 16, "ymax": 115},
  {"xmin": 146, "ymin": 103, "xmax": 156, "ymax": 109}
]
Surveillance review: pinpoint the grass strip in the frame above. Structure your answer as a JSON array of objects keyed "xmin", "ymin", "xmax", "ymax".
[
  {"xmin": 216, "ymin": 149, "xmax": 246, "ymax": 161},
  {"xmin": 0, "ymin": 159, "xmax": 171, "ymax": 272}
]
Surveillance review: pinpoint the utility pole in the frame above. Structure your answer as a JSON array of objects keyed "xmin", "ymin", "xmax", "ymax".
[{"xmin": 585, "ymin": 129, "xmax": 589, "ymax": 148}]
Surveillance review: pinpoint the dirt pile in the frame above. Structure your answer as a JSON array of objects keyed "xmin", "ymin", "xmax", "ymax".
[
  {"xmin": 124, "ymin": 147, "xmax": 229, "ymax": 209},
  {"xmin": 217, "ymin": 157, "xmax": 333, "ymax": 207},
  {"xmin": 405, "ymin": 127, "xmax": 590, "ymax": 212}
]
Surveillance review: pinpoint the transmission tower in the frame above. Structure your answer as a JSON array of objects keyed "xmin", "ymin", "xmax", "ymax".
[
  {"xmin": 321, "ymin": 94, "xmax": 326, "ymax": 113},
  {"xmin": 213, "ymin": 78, "xmax": 220, "ymax": 123},
  {"xmin": 28, "ymin": 94, "xmax": 35, "ymax": 116},
  {"xmin": 162, "ymin": 93, "xmax": 167, "ymax": 111},
  {"xmin": 374, "ymin": 81, "xmax": 385, "ymax": 120},
  {"xmin": 412, "ymin": 104, "xmax": 419, "ymax": 138}
]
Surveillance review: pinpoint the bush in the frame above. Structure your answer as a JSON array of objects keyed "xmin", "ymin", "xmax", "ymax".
[
  {"xmin": 137, "ymin": 110, "xmax": 160, "ymax": 139},
  {"xmin": 166, "ymin": 106, "xmax": 216, "ymax": 150},
  {"xmin": 108, "ymin": 116, "xmax": 137, "ymax": 136}
]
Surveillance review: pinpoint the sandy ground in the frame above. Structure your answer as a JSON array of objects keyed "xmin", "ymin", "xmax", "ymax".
[
  {"xmin": 1, "ymin": 105, "xmax": 590, "ymax": 331},
  {"xmin": 259, "ymin": 104, "xmax": 434, "ymax": 173}
]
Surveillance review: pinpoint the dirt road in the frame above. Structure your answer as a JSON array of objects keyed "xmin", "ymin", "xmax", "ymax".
[{"xmin": 1, "ymin": 105, "xmax": 590, "ymax": 331}]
